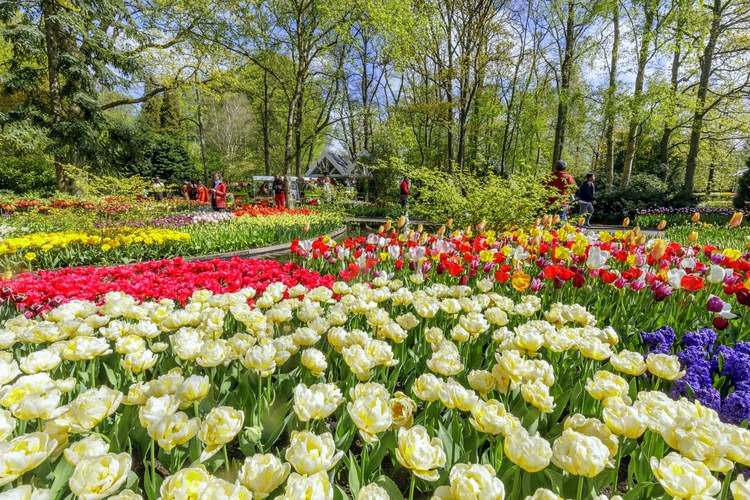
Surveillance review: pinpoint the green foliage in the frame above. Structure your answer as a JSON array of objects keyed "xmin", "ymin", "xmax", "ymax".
[
  {"xmin": 596, "ymin": 173, "xmax": 698, "ymax": 222},
  {"xmin": 0, "ymin": 121, "xmax": 56, "ymax": 194},
  {"xmin": 64, "ymin": 165, "xmax": 151, "ymax": 197},
  {"xmin": 733, "ymin": 158, "xmax": 750, "ymax": 209},
  {"xmin": 377, "ymin": 158, "xmax": 553, "ymax": 229}
]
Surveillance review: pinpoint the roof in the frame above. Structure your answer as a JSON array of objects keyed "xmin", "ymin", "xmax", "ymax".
[{"xmin": 305, "ymin": 151, "xmax": 370, "ymax": 178}]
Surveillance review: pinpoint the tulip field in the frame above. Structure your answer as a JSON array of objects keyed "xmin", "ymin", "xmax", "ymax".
[
  {"xmin": 1, "ymin": 210, "xmax": 750, "ymax": 499},
  {"xmin": 0, "ymin": 197, "xmax": 342, "ymax": 274}
]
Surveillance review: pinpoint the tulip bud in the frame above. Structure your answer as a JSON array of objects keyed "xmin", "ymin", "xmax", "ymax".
[
  {"xmin": 417, "ymin": 224, "xmax": 424, "ymax": 233},
  {"xmin": 552, "ymin": 214, "xmax": 561, "ymax": 224},
  {"xmin": 446, "ymin": 218, "xmax": 453, "ymax": 228},
  {"xmin": 384, "ymin": 220, "xmax": 392, "ymax": 231},
  {"xmin": 436, "ymin": 225, "xmax": 446, "ymax": 237},
  {"xmin": 622, "ymin": 217, "xmax": 630, "ymax": 227},
  {"xmin": 244, "ymin": 425, "xmax": 263, "ymax": 443},
  {"xmin": 691, "ymin": 212, "xmax": 701, "ymax": 223},
  {"xmin": 397, "ymin": 216, "xmax": 406, "ymax": 228},
  {"xmin": 656, "ymin": 220, "xmax": 667, "ymax": 231},
  {"xmin": 688, "ymin": 231, "xmax": 699, "ymax": 243},
  {"xmin": 729, "ymin": 212, "xmax": 743, "ymax": 228}
]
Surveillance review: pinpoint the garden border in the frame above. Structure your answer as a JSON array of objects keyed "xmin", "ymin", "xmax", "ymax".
[{"xmin": 185, "ymin": 226, "xmax": 347, "ymax": 261}]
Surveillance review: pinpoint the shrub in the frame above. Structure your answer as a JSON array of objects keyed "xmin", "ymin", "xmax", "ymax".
[
  {"xmin": 595, "ymin": 173, "xmax": 695, "ymax": 223},
  {"xmin": 733, "ymin": 159, "xmax": 750, "ymax": 209},
  {"xmin": 376, "ymin": 158, "xmax": 552, "ymax": 229}
]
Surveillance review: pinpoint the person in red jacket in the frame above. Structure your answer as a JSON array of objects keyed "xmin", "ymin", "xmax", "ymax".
[
  {"xmin": 399, "ymin": 176, "xmax": 411, "ymax": 209},
  {"xmin": 546, "ymin": 160, "xmax": 576, "ymax": 220},
  {"xmin": 210, "ymin": 173, "xmax": 227, "ymax": 211},
  {"xmin": 196, "ymin": 181, "xmax": 209, "ymax": 205}
]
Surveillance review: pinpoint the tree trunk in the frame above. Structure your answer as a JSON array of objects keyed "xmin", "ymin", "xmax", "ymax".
[
  {"xmin": 657, "ymin": 6, "xmax": 683, "ymax": 168},
  {"xmin": 262, "ymin": 68, "xmax": 271, "ymax": 176},
  {"xmin": 551, "ymin": 0, "xmax": 576, "ymax": 169},
  {"xmin": 685, "ymin": 0, "xmax": 721, "ymax": 195},
  {"xmin": 446, "ymin": 6, "xmax": 454, "ymax": 172},
  {"xmin": 42, "ymin": 0, "xmax": 65, "ymax": 189},
  {"xmin": 603, "ymin": 1, "xmax": 620, "ymax": 188},
  {"xmin": 294, "ymin": 83, "xmax": 304, "ymax": 178},
  {"xmin": 621, "ymin": 0, "xmax": 655, "ymax": 187},
  {"xmin": 194, "ymin": 81, "xmax": 209, "ymax": 183}
]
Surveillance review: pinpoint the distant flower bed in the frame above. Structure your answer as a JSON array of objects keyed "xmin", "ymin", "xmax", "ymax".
[
  {"xmin": 634, "ymin": 207, "xmax": 744, "ymax": 228},
  {"xmin": 232, "ymin": 205, "xmax": 316, "ymax": 217}
]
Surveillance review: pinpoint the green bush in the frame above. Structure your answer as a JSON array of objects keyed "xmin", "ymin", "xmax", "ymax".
[
  {"xmin": 733, "ymin": 158, "xmax": 750, "ymax": 209},
  {"xmin": 376, "ymin": 158, "xmax": 552, "ymax": 229},
  {"xmin": 595, "ymin": 173, "xmax": 694, "ymax": 223}
]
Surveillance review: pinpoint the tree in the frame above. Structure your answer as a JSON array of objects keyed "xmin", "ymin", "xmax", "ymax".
[{"xmin": 684, "ymin": 0, "xmax": 750, "ymax": 194}]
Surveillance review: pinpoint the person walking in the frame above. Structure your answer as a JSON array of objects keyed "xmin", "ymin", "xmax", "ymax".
[
  {"xmin": 273, "ymin": 175, "xmax": 286, "ymax": 208},
  {"xmin": 399, "ymin": 176, "xmax": 411, "ymax": 210},
  {"xmin": 152, "ymin": 177, "xmax": 165, "ymax": 201},
  {"xmin": 576, "ymin": 173, "xmax": 596, "ymax": 227},
  {"xmin": 210, "ymin": 173, "xmax": 227, "ymax": 211},
  {"xmin": 547, "ymin": 160, "xmax": 576, "ymax": 220},
  {"xmin": 196, "ymin": 181, "xmax": 209, "ymax": 206}
]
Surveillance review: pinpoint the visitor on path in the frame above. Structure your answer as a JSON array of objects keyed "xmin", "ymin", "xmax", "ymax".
[
  {"xmin": 210, "ymin": 173, "xmax": 227, "ymax": 211},
  {"xmin": 273, "ymin": 175, "xmax": 286, "ymax": 208},
  {"xmin": 547, "ymin": 160, "xmax": 576, "ymax": 220},
  {"xmin": 180, "ymin": 181, "xmax": 191, "ymax": 200},
  {"xmin": 151, "ymin": 177, "xmax": 166, "ymax": 201},
  {"xmin": 577, "ymin": 173, "xmax": 596, "ymax": 227},
  {"xmin": 399, "ymin": 176, "xmax": 411, "ymax": 210},
  {"xmin": 196, "ymin": 181, "xmax": 209, "ymax": 205}
]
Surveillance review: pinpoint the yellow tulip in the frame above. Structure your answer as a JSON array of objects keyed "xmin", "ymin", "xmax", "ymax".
[
  {"xmin": 729, "ymin": 211, "xmax": 744, "ymax": 228},
  {"xmin": 395, "ymin": 425, "xmax": 446, "ymax": 481}
]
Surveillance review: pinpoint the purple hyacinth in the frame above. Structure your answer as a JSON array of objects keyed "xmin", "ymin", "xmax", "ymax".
[
  {"xmin": 682, "ymin": 328, "xmax": 717, "ymax": 351},
  {"xmin": 736, "ymin": 342, "xmax": 750, "ymax": 356},
  {"xmin": 641, "ymin": 326, "xmax": 676, "ymax": 354},
  {"xmin": 695, "ymin": 386, "xmax": 723, "ymax": 412},
  {"xmin": 722, "ymin": 349, "xmax": 750, "ymax": 386},
  {"xmin": 720, "ymin": 390, "xmax": 750, "ymax": 425}
]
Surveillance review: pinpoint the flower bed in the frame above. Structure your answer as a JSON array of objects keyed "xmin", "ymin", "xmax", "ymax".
[
  {"xmin": 0, "ymin": 212, "xmax": 343, "ymax": 272},
  {"xmin": 0, "ymin": 257, "xmax": 333, "ymax": 315},
  {"xmin": 292, "ymin": 224, "xmax": 750, "ymax": 337},
  {"xmin": 634, "ymin": 206, "xmax": 744, "ymax": 228},
  {"xmin": 0, "ymin": 275, "xmax": 748, "ymax": 499}
]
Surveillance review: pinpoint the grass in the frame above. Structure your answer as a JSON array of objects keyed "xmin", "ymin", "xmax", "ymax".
[{"xmin": 665, "ymin": 224, "xmax": 750, "ymax": 249}]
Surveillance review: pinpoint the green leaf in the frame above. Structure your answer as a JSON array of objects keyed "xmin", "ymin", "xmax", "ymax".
[
  {"xmin": 373, "ymin": 475, "xmax": 405, "ymax": 500},
  {"xmin": 348, "ymin": 451, "xmax": 361, "ymax": 497},
  {"xmin": 48, "ymin": 458, "xmax": 74, "ymax": 500},
  {"xmin": 334, "ymin": 484, "xmax": 351, "ymax": 500}
]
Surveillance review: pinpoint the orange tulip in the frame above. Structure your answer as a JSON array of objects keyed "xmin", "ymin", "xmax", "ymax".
[
  {"xmin": 688, "ymin": 231, "xmax": 698, "ymax": 243},
  {"xmin": 511, "ymin": 270, "xmax": 531, "ymax": 292},
  {"xmin": 691, "ymin": 212, "xmax": 701, "ymax": 223},
  {"xmin": 552, "ymin": 214, "xmax": 561, "ymax": 224},
  {"xmin": 656, "ymin": 220, "xmax": 667, "ymax": 231},
  {"xmin": 384, "ymin": 219, "xmax": 392, "ymax": 231},
  {"xmin": 417, "ymin": 224, "xmax": 424, "ymax": 233},
  {"xmin": 397, "ymin": 216, "xmax": 406, "ymax": 228},
  {"xmin": 729, "ymin": 212, "xmax": 744, "ymax": 228},
  {"xmin": 477, "ymin": 220, "xmax": 486, "ymax": 232},
  {"xmin": 436, "ymin": 225, "xmax": 446, "ymax": 237}
]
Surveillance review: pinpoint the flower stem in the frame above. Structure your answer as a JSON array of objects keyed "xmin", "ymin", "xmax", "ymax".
[
  {"xmin": 408, "ymin": 475, "xmax": 416, "ymax": 500},
  {"xmin": 576, "ymin": 475, "xmax": 584, "ymax": 500},
  {"xmin": 613, "ymin": 442, "xmax": 622, "ymax": 495}
]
